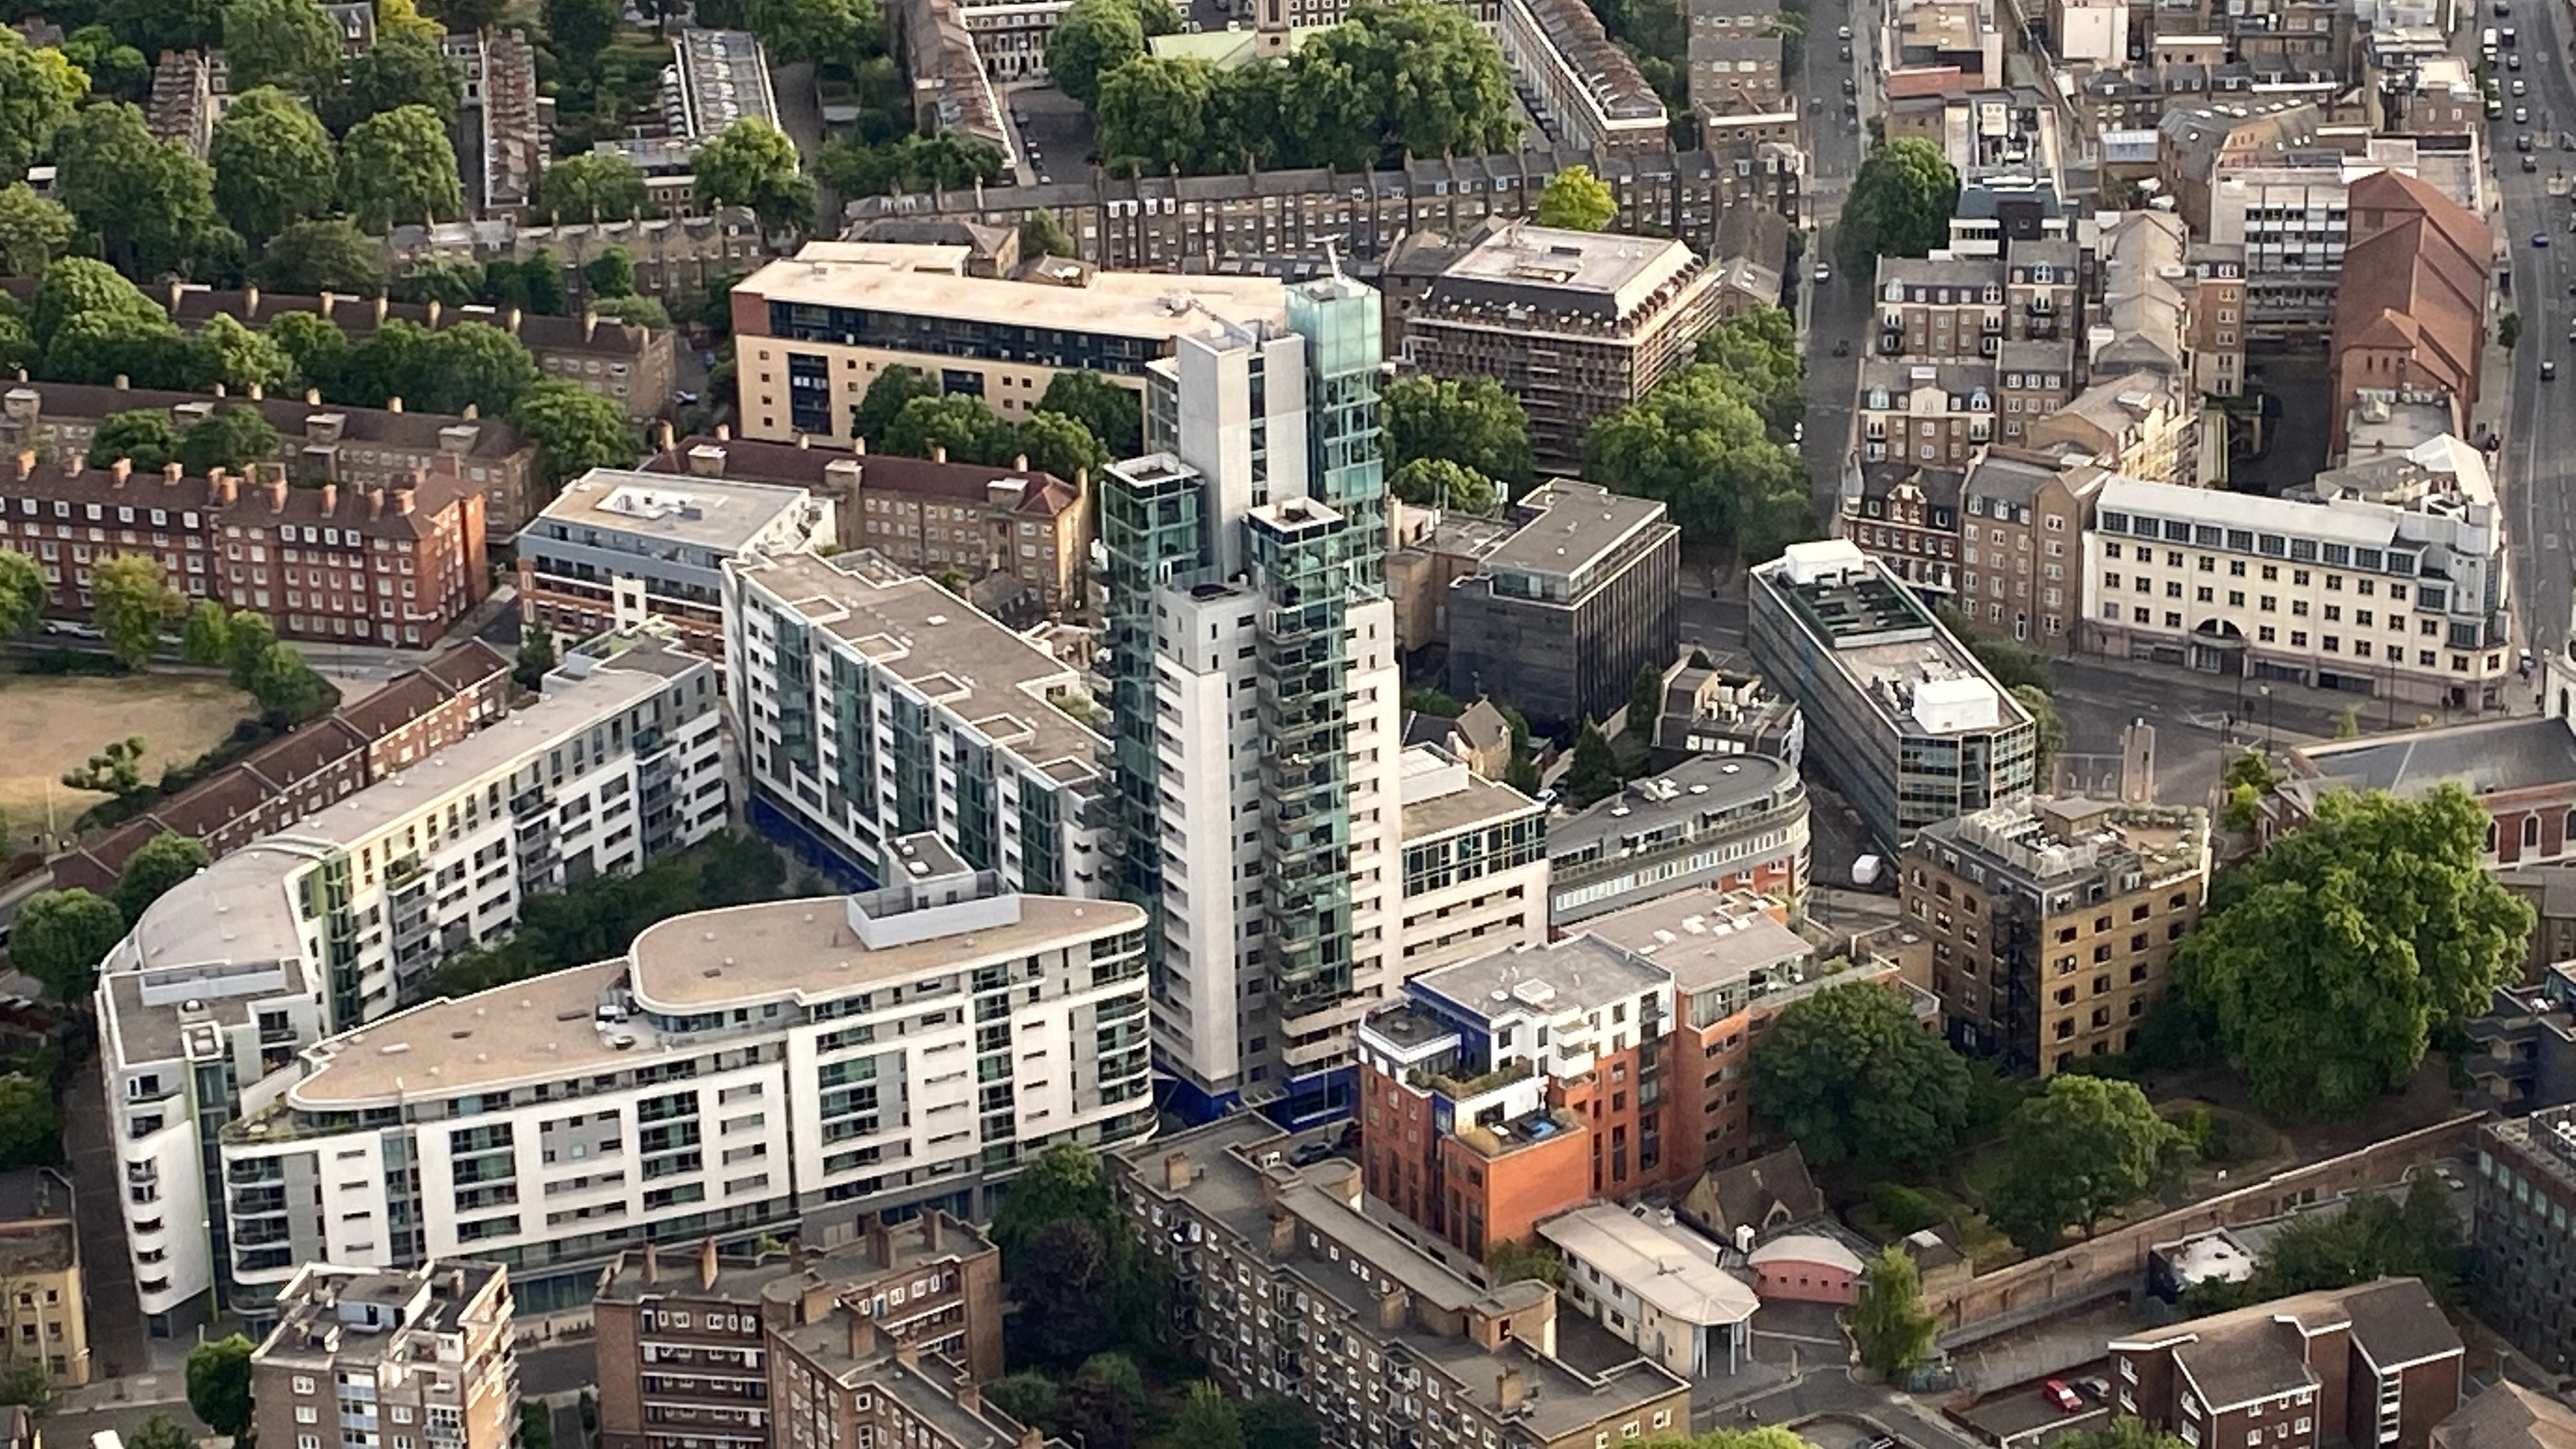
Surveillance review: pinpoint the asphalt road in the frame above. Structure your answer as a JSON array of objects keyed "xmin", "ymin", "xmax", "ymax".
[
  {"xmin": 1798, "ymin": 0, "xmax": 1878, "ymax": 516},
  {"xmin": 2498, "ymin": 0, "xmax": 2576, "ymax": 656}
]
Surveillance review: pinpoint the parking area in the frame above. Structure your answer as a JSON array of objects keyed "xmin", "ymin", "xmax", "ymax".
[
  {"xmin": 1951, "ymin": 1365, "xmax": 2115, "ymax": 1449},
  {"xmin": 1003, "ymin": 83, "xmax": 1097, "ymax": 187}
]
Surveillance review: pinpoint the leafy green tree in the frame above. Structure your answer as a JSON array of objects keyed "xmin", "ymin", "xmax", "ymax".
[
  {"xmin": 0, "ymin": 1077, "xmax": 58, "ymax": 1170},
  {"xmin": 429, "ymin": 0, "xmax": 511, "ymax": 31},
  {"xmin": 1748, "ymin": 979, "xmax": 1972, "ymax": 1173},
  {"xmin": 1098, "ymin": 57, "xmax": 1213, "ymax": 174},
  {"xmin": 1016, "ymin": 1215, "xmax": 1117, "ymax": 1365},
  {"xmin": 695, "ymin": 119, "xmax": 815, "ymax": 233},
  {"xmin": 852, "ymin": 364, "xmax": 940, "ymax": 443},
  {"xmin": 1022, "ymin": 209, "xmax": 1078, "ymax": 259},
  {"xmin": 268, "ymin": 311, "xmax": 355, "ymax": 394},
  {"xmin": 2499, "ymin": 312, "xmax": 2523, "ymax": 351},
  {"xmin": 0, "ymin": 184, "xmax": 76, "ymax": 279},
  {"xmin": 257, "ymin": 219, "xmax": 390, "ymax": 296},
  {"xmin": 225, "ymin": 0, "xmax": 346, "ymax": 91},
  {"xmin": 179, "ymin": 599, "xmax": 233, "ymax": 665},
  {"xmin": 1583, "ymin": 364, "xmax": 1811, "ymax": 560},
  {"xmin": 2056, "ymin": 1420, "xmax": 2191, "ymax": 1449},
  {"xmin": 1537, "ymin": 164, "xmax": 1616, "ymax": 230},
  {"xmin": 1627, "ymin": 661, "xmax": 1664, "ymax": 739},
  {"xmin": 1053, "ymin": 1374, "xmax": 1141, "ymax": 1449},
  {"xmin": 885, "ymin": 393, "xmax": 1005, "ymax": 461},
  {"xmin": 2223, "ymin": 748, "xmax": 2280, "ymax": 794},
  {"xmin": 514, "ymin": 618, "xmax": 558, "ymax": 691},
  {"xmin": 1239, "ymin": 1396, "xmax": 1320, "ymax": 1449},
  {"xmin": 340, "ymin": 105, "xmax": 463, "ymax": 230},
  {"xmin": 1388, "ymin": 457, "xmax": 1498, "ymax": 514},
  {"xmin": 197, "ymin": 314, "xmax": 295, "ymax": 394},
  {"xmin": 224, "ymin": 610, "xmax": 279, "ymax": 689},
  {"xmin": 1287, "ymin": 1, "xmax": 1519, "ymax": 168},
  {"xmin": 695, "ymin": 832, "xmax": 788, "ymax": 907},
  {"xmin": 1985, "ymin": 1075, "xmax": 2189, "ymax": 1254},
  {"xmin": 346, "ymin": 319, "xmax": 537, "ymax": 415},
  {"xmin": 1172, "ymin": 1383, "xmax": 1246, "ymax": 1449},
  {"xmin": 1693, "ymin": 304, "xmax": 1804, "ymax": 440},
  {"xmin": 61, "ymin": 26, "xmax": 153, "ymax": 102},
  {"xmin": 213, "ymin": 88, "xmax": 342, "ymax": 245},
  {"xmin": 539, "ymin": 151, "xmax": 650, "ymax": 223},
  {"xmin": 2335, "ymin": 704, "xmax": 2363, "ymax": 739},
  {"xmin": 178, "ymin": 403, "xmax": 284, "ymax": 477},
  {"xmin": 90, "ymin": 554, "xmax": 182, "ymax": 668},
  {"xmin": 1484, "ymin": 1238, "xmax": 1565, "ymax": 1287},
  {"xmin": 40, "ymin": 309, "xmax": 201, "ymax": 390},
  {"xmin": 89, "ymin": 411, "xmax": 185, "ymax": 473},
  {"xmin": 2182, "ymin": 1176, "xmax": 2464, "ymax": 1313},
  {"xmin": 591, "ymin": 295, "xmax": 673, "ymax": 330},
  {"xmin": 983, "ymin": 1375, "xmax": 1058, "ymax": 1430},
  {"xmin": 103, "ymin": 0, "xmax": 229, "ymax": 61},
  {"xmin": 0, "ymin": 548, "xmax": 43, "ymax": 643},
  {"xmin": 2014, "ymin": 684, "xmax": 2064, "ymax": 786},
  {"xmin": 1037, "ymin": 371, "xmax": 1140, "ymax": 457},
  {"xmin": 29, "ymin": 257, "xmax": 162, "ymax": 350},
  {"xmin": 400, "ymin": 255, "xmax": 487, "ymax": 306},
  {"xmin": 0, "ymin": 1358, "xmax": 52, "ymax": 1417},
  {"xmin": 11, "ymin": 888, "xmax": 126, "ymax": 1000},
  {"xmin": 512, "ymin": 380, "xmax": 641, "ymax": 482},
  {"xmin": 114, "ymin": 833, "xmax": 213, "ymax": 933},
  {"xmin": 520, "ymin": 1402, "xmax": 555, "ymax": 1449},
  {"xmin": 992, "ymin": 1140, "xmax": 1119, "ymax": 1266},
  {"xmin": 185, "ymin": 1335, "xmax": 257, "ymax": 1443},
  {"xmin": 1561, "ymin": 720, "xmax": 1623, "ymax": 806},
  {"xmin": 1837, "ymin": 137, "xmax": 1961, "ymax": 272},
  {"xmin": 2181, "ymin": 785, "xmax": 2531, "ymax": 1114},
  {"xmin": 245, "ymin": 643, "xmax": 339, "ymax": 719},
  {"xmin": 0, "ymin": 31, "xmax": 89, "ymax": 185},
  {"xmin": 332, "ymin": 29, "xmax": 463, "ymax": 128},
  {"xmin": 521, "ymin": 249, "xmax": 569, "ymax": 315},
  {"xmin": 543, "ymin": 0, "xmax": 622, "ymax": 72},
  {"xmin": 742, "ymin": 0, "xmax": 880, "ymax": 65},
  {"xmin": 583, "ymin": 248, "xmax": 638, "ymax": 300},
  {"xmin": 1851, "ymin": 1245, "xmax": 1939, "ymax": 1378},
  {"xmin": 1047, "ymin": 0, "xmax": 1147, "ymax": 109},
  {"xmin": 52, "ymin": 102, "xmax": 231, "ymax": 279},
  {"xmin": 1381, "ymin": 374, "xmax": 1533, "ymax": 491}
]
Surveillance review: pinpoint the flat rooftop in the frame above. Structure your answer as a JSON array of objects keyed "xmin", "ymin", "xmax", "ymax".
[
  {"xmin": 1918, "ymin": 797, "xmax": 2209, "ymax": 889},
  {"xmin": 1432, "ymin": 223, "xmax": 1703, "ymax": 320},
  {"xmin": 532, "ymin": 468, "xmax": 814, "ymax": 555},
  {"xmin": 1575, "ymin": 889, "xmax": 1812, "ymax": 993},
  {"xmin": 1548, "ymin": 754, "xmax": 1800, "ymax": 862},
  {"xmin": 1757, "ymin": 543, "xmax": 2025, "ymax": 739},
  {"xmin": 273, "ymin": 891, "xmax": 1147, "ymax": 1108},
  {"xmin": 1478, "ymin": 480, "xmax": 1673, "ymax": 583},
  {"xmin": 1400, "ymin": 761, "xmax": 1542, "ymax": 843},
  {"xmin": 734, "ymin": 551, "xmax": 1105, "ymax": 786},
  {"xmin": 674, "ymin": 29, "xmax": 776, "ymax": 139},
  {"xmin": 742, "ymin": 243, "xmax": 1286, "ymax": 339},
  {"xmin": 1411, "ymin": 933, "xmax": 1668, "ymax": 1022}
]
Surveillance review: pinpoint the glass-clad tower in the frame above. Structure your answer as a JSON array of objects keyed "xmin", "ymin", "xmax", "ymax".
[{"xmin": 1098, "ymin": 274, "xmax": 1396, "ymax": 1126}]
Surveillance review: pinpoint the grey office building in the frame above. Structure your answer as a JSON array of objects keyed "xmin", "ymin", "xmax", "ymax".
[
  {"xmin": 1748, "ymin": 539, "xmax": 2035, "ymax": 850},
  {"xmin": 1447, "ymin": 480, "xmax": 1680, "ymax": 732}
]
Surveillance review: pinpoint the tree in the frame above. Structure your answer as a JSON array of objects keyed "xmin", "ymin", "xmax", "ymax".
[
  {"xmin": 1037, "ymin": 371, "xmax": 1140, "ymax": 457},
  {"xmin": 1098, "ymin": 57, "xmax": 1213, "ymax": 175},
  {"xmin": 852, "ymin": 365, "xmax": 940, "ymax": 444},
  {"xmin": 333, "ymin": 29, "xmax": 463, "ymax": 127},
  {"xmin": 1047, "ymin": 0, "xmax": 1147, "ymax": 109},
  {"xmin": 1537, "ymin": 164, "xmax": 1617, "ymax": 230},
  {"xmin": 226, "ymin": 0, "xmax": 346, "ymax": 91},
  {"xmin": 1239, "ymin": 1397, "xmax": 1321, "ymax": 1449},
  {"xmin": 0, "ymin": 31, "xmax": 88, "ymax": 187},
  {"xmin": 592, "ymin": 295, "xmax": 673, "ymax": 330},
  {"xmin": 1287, "ymin": 2, "xmax": 1519, "ymax": 169},
  {"xmin": 185, "ymin": 1335, "xmax": 258, "ymax": 1443},
  {"xmin": 339, "ymin": 105, "xmax": 463, "ymax": 231},
  {"xmin": 29, "ymin": 257, "xmax": 163, "ymax": 351},
  {"xmin": 1584, "ymin": 364, "xmax": 1811, "ymax": 560},
  {"xmin": 2183, "ymin": 1176, "xmax": 2464, "ymax": 1313},
  {"xmin": 2057, "ymin": 1420, "xmax": 2192, "ymax": 1449},
  {"xmin": 11, "ymin": 889, "xmax": 126, "ymax": 1001},
  {"xmin": 885, "ymin": 393, "xmax": 1006, "ymax": 462},
  {"xmin": 246, "ymin": 643, "xmax": 338, "ymax": 719},
  {"xmin": 1172, "ymin": 1383, "xmax": 1246, "ymax": 1449},
  {"xmin": 1561, "ymin": 721, "xmax": 1623, "ymax": 807},
  {"xmin": 178, "ymin": 403, "xmax": 283, "ymax": 477},
  {"xmin": 521, "ymin": 248, "xmax": 569, "ymax": 316},
  {"xmin": 696, "ymin": 833, "xmax": 788, "ymax": 907},
  {"xmin": 2499, "ymin": 312, "xmax": 2523, "ymax": 351},
  {"xmin": 1985, "ymin": 1075, "xmax": 2189, "ymax": 1255},
  {"xmin": 1017, "ymin": 1217, "xmax": 1116, "ymax": 1364},
  {"xmin": 742, "ymin": 0, "xmax": 880, "ymax": 65},
  {"xmin": 224, "ymin": 610, "xmax": 280, "ymax": 689},
  {"xmin": 2335, "ymin": 704, "xmax": 2363, "ymax": 739},
  {"xmin": 983, "ymin": 1375, "xmax": 1059, "ymax": 1430},
  {"xmin": 1052, "ymin": 1374, "xmax": 1142, "ymax": 1449},
  {"xmin": 256, "ymin": 219, "xmax": 390, "ymax": 295},
  {"xmin": 2180, "ymin": 785, "xmax": 2531, "ymax": 1115},
  {"xmin": 1837, "ymin": 137, "xmax": 1960, "ymax": 272},
  {"xmin": 0, "ymin": 549, "xmax": 41, "ymax": 643},
  {"xmin": 62, "ymin": 26, "xmax": 154, "ymax": 102},
  {"xmin": 512, "ymin": 379, "xmax": 640, "ymax": 482},
  {"xmin": 429, "ymin": 0, "xmax": 511, "ymax": 31},
  {"xmin": 1627, "ymin": 661, "xmax": 1664, "ymax": 739},
  {"xmin": 1022, "ymin": 209, "xmax": 1078, "ymax": 259},
  {"xmin": 1748, "ymin": 980, "xmax": 1972, "ymax": 1173},
  {"xmin": 1381, "ymin": 374, "xmax": 1534, "ymax": 491},
  {"xmin": 1484, "ymin": 1238, "xmax": 1565, "ymax": 1287},
  {"xmin": 63, "ymin": 736, "xmax": 150, "ymax": 797},
  {"xmin": 400, "ymin": 255, "xmax": 487, "ymax": 306},
  {"xmin": 91, "ymin": 555, "xmax": 183, "ymax": 668},
  {"xmin": 41, "ymin": 309, "xmax": 203, "ymax": 390},
  {"xmin": 51, "ymin": 102, "xmax": 232, "ymax": 279},
  {"xmin": 197, "ymin": 313, "xmax": 296, "ymax": 395},
  {"xmin": 0, "ymin": 185, "xmax": 75, "ymax": 279},
  {"xmin": 0, "ymin": 1358, "xmax": 52, "ymax": 1418},
  {"xmin": 348, "ymin": 319, "xmax": 538, "ymax": 415},
  {"xmin": 543, "ymin": 0, "xmax": 622, "ymax": 72},
  {"xmin": 538, "ymin": 151, "xmax": 650, "ymax": 223},
  {"xmin": 103, "ymin": 0, "xmax": 230, "ymax": 61},
  {"xmin": 514, "ymin": 619, "xmax": 559, "ymax": 691},
  {"xmin": 116, "ymin": 832, "xmax": 213, "ymax": 923},
  {"xmin": 1388, "ymin": 458, "xmax": 1498, "ymax": 515},
  {"xmin": 2013, "ymin": 684, "xmax": 2064, "ymax": 786},
  {"xmin": 1851, "ymin": 1245, "xmax": 1939, "ymax": 1379},
  {"xmin": 694, "ymin": 119, "xmax": 815, "ymax": 233},
  {"xmin": 0, "ymin": 1075, "xmax": 53, "ymax": 1170},
  {"xmin": 991, "ymin": 1140, "xmax": 1118, "ymax": 1267},
  {"xmin": 1693, "ymin": 304, "xmax": 1804, "ymax": 440},
  {"xmin": 268, "ymin": 311, "xmax": 355, "ymax": 395},
  {"xmin": 89, "ymin": 411, "xmax": 185, "ymax": 473},
  {"xmin": 520, "ymin": 1402, "xmax": 555, "ymax": 1449},
  {"xmin": 583, "ymin": 247, "xmax": 638, "ymax": 300},
  {"xmin": 180, "ymin": 599, "xmax": 233, "ymax": 665}
]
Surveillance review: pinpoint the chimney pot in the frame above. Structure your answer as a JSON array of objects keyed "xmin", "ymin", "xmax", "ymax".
[
  {"xmin": 853, "ymin": 437, "xmax": 866, "ymax": 456},
  {"xmin": 374, "ymin": 295, "xmax": 390, "ymax": 325},
  {"xmin": 847, "ymin": 1311, "xmax": 877, "ymax": 1360},
  {"xmin": 716, "ymin": 423, "xmax": 732, "ymax": 441},
  {"xmin": 245, "ymin": 283, "xmax": 261, "ymax": 313},
  {"xmin": 394, "ymin": 487, "xmax": 416, "ymax": 516},
  {"xmin": 584, "ymin": 310, "xmax": 599, "ymax": 342},
  {"xmin": 162, "ymin": 461, "xmax": 183, "ymax": 482},
  {"xmin": 1163, "ymin": 1151, "xmax": 1192, "ymax": 1192},
  {"xmin": 641, "ymin": 1245, "xmax": 659, "ymax": 1285},
  {"xmin": 506, "ymin": 307, "xmax": 523, "ymax": 334},
  {"xmin": 1497, "ymin": 1368, "xmax": 1526, "ymax": 1415},
  {"xmin": 247, "ymin": 381, "xmax": 263, "ymax": 401},
  {"xmin": 321, "ymin": 482, "xmax": 339, "ymax": 515},
  {"xmin": 463, "ymin": 402, "xmax": 479, "ymax": 420},
  {"xmin": 426, "ymin": 299, "xmax": 443, "ymax": 327},
  {"xmin": 1013, "ymin": 454, "xmax": 1029, "ymax": 471},
  {"xmin": 268, "ymin": 477, "xmax": 289, "ymax": 512},
  {"xmin": 932, "ymin": 444, "xmax": 947, "ymax": 464},
  {"xmin": 387, "ymin": 395, "xmax": 404, "ymax": 414},
  {"xmin": 114, "ymin": 374, "xmax": 130, "ymax": 390},
  {"xmin": 699, "ymin": 1236, "xmax": 719, "ymax": 1291},
  {"xmin": 797, "ymin": 434, "xmax": 811, "ymax": 450},
  {"xmin": 306, "ymin": 388, "xmax": 322, "ymax": 406}
]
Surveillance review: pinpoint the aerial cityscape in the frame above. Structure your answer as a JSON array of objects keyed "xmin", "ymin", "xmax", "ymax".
[{"xmin": 0, "ymin": 0, "xmax": 2573, "ymax": 1447}]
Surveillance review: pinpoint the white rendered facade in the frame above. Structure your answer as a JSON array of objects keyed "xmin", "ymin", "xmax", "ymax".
[
  {"xmin": 97, "ymin": 635, "xmax": 730, "ymax": 1336},
  {"xmin": 216, "ymin": 871, "xmax": 1152, "ymax": 1319},
  {"xmin": 725, "ymin": 549, "xmax": 1107, "ymax": 895},
  {"xmin": 1391, "ymin": 745, "xmax": 1549, "ymax": 978}
]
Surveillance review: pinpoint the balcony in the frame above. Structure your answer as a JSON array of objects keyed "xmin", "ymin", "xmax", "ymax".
[{"xmin": 1452, "ymin": 1106, "xmax": 1583, "ymax": 1160}]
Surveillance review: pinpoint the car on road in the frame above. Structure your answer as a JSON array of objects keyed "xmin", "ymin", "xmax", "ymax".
[
  {"xmin": 2044, "ymin": 1381, "xmax": 2084, "ymax": 1413},
  {"xmin": 2511, "ymin": 50, "xmax": 2524, "ymax": 67},
  {"xmin": 2536, "ymin": 231, "xmax": 2552, "ymax": 248},
  {"xmin": 2497, "ymin": 0, "xmax": 2511, "ymax": 12},
  {"xmin": 2515, "ymin": 78, "xmax": 2529, "ymax": 94},
  {"xmin": 1840, "ymin": 42, "xmax": 1852, "ymax": 57},
  {"xmin": 2548, "ymin": 359, "xmax": 2561, "ymax": 380},
  {"xmin": 1289, "ymin": 1140, "xmax": 1334, "ymax": 1167},
  {"xmin": 2518, "ymin": 105, "xmax": 2532, "ymax": 123},
  {"xmin": 39, "ymin": 620, "xmax": 100, "ymax": 640},
  {"xmin": 1842, "ymin": 75, "xmax": 1857, "ymax": 94},
  {"xmin": 2521, "ymin": 132, "xmax": 2536, "ymax": 150},
  {"xmin": 2078, "ymin": 1377, "xmax": 2112, "ymax": 1400},
  {"xmin": 1814, "ymin": 262, "xmax": 1832, "ymax": 282},
  {"xmin": 1837, "ymin": 22, "xmax": 1851, "ymax": 36},
  {"xmin": 2529, "ymin": 153, "xmax": 2543, "ymax": 171}
]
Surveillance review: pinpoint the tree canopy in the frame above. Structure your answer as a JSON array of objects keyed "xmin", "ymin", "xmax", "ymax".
[
  {"xmin": 512, "ymin": 380, "xmax": 642, "ymax": 482},
  {"xmin": 1851, "ymin": 1246, "xmax": 1940, "ymax": 1379},
  {"xmin": 538, "ymin": 150, "xmax": 652, "ymax": 224},
  {"xmin": 2181, "ymin": 1174, "xmax": 2464, "ymax": 1313},
  {"xmin": 1837, "ymin": 138, "xmax": 1961, "ymax": 272},
  {"xmin": 695, "ymin": 119, "xmax": 816, "ymax": 233},
  {"xmin": 224, "ymin": 0, "xmax": 346, "ymax": 91},
  {"xmin": 1747, "ymin": 980, "xmax": 1970, "ymax": 1172},
  {"xmin": 1537, "ymin": 165, "xmax": 1616, "ymax": 230},
  {"xmin": 1582, "ymin": 362, "xmax": 1811, "ymax": 562},
  {"xmin": 0, "ymin": 31, "xmax": 89, "ymax": 184},
  {"xmin": 12, "ymin": 888, "xmax": 126, "ymax": 1001},
  {"xmin": 91, "ymin": 555, "xmax": 183, "ymax": 667},
  {"xmin": 52, "ymin": 102, "xmax": 234, "ymax": 279},
  {"xmin": 339, "ymin": 104, "xmax": 463, "ymax": 230},
  {"xmin": 257, "ymin": 218, "xmax": 392, "ymax": 295},
  {"xmin": 1047, "ymin": 0, "xmax": 1147, "ymax": 109},
  {"xmin": 1038, "ymin": 371, "xmax": 1142, "ymax": 458},
  {"xmin": 0, "ymin": 184, "xmax": 76, "ymax": 279},
  {"xmin": 1985, "ymin": 1075, "xmax": 2190, "ymax": 1254},
  {"xmin": 185, "ymin": 1335, "xmax": 258, "ymax": 1443},
  {"xmin": 211, "ymin": 86, "xmax": 341, "ymax": 244},
  {"xmin": 2180, "ymin": 785, "xmax": 2532, "ymax": 1114},
  {"xmin": 0, "ymin": 549, "xmax": 42, "ymax": 642},
  {"xmin": 1388, "ymin": 457, "xmax": 1498, "ymax": 515},
  {"xmin": 1382, "ymin": 374, "xmax": 1533, "ymax": 493}
]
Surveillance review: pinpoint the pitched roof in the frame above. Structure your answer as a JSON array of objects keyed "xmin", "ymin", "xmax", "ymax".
[
  {"xmin": 2435, "ymin": 1383, "xmax": 2576, "ymax": 1449},
  {"xmin": 2112, "ymin": 1278, "xmax": 2462, "ymax": 1411},
  {"xmin": 2334, "ymin": 171, "xmax": 2488, "ymax": 404},
  {"xmin": 0, "ymin": 451, "xmax": 478, "ymax": 542},
  {"xmin": 1690, "ymin": 1145, "xmax": 1824, "ymax": 1234},
  {"xmin": 639, "ymin": 437, "xmax": 1081, "ymax": 519},
  {"xmin": 1, "ymin": 380, "xmax": 533, "ymax": 463}
]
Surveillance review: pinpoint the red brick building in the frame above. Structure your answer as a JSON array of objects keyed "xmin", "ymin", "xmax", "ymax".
[
  {"xmin": 0, "ymin": 450, "xmax": 488, "ymax": 649},
  {"xmin": 49, "ymin": 641, "xmax": 510, "ymax": 891},
  {"xmin": 2107, "ymin": 1280, "xmax": 2464, "ymax": 1449}
]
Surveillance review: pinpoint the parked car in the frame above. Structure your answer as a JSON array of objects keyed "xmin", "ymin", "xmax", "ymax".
[
  {"xmin": 2044, "ymin": 1382, "xmax": 2084, "ymax": 1414},
  {"xmin": 1837, "ymin": 22, "xmax": 1852, "ymax": 36},
  {"xmin": 2546, "ymin": 359, "xmax": 2559, "ymax": 380}
]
